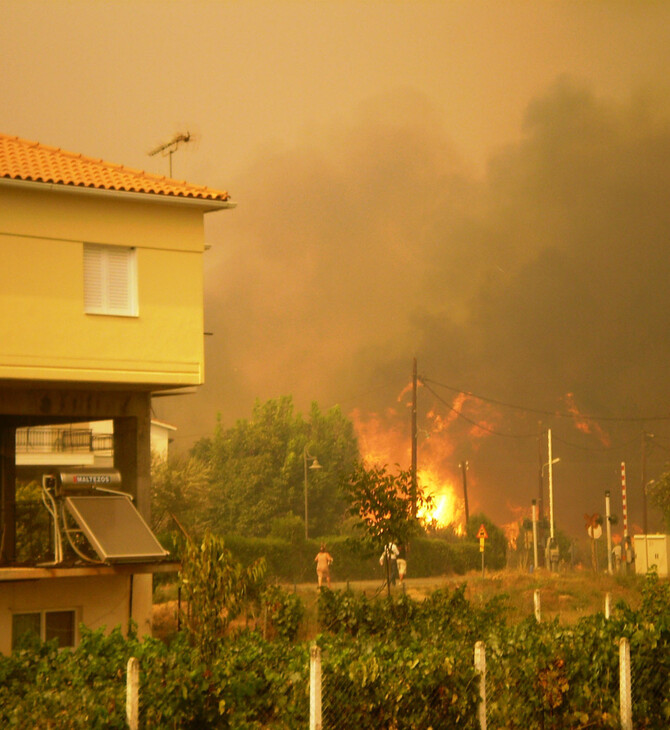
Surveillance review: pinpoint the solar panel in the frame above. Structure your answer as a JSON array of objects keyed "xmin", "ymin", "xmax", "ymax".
[{"xmin": 64, "ymin": 496, "xmax": 169, "ymax": 563}]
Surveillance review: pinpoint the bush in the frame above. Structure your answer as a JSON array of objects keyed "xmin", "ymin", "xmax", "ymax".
[
  {"xmin": 1, "ymin": 575, "xmax": 669, "ymax": 727},
  {"xmin": 219, "ymin": 534, "xmax": 484, "ymax": 584},
  {"xmin": 262, "ymin": 584, "xmax": 304, "ymax": 641}
]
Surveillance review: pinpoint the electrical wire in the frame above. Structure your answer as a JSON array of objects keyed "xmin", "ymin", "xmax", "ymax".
[
  {"xmin": 422, "ymin": 376, "xmax": 670, "ymax": 451},
  {"xmin": 420, "ymin": 375, "xmax": 670, "ymax": 423},
  {"xmin": 551, "ymin": 432, "xmax": 641, "ymax": 453},
  {"xmin": 422, "ymin": 381, "xmax": 539, "ymax": 439}
]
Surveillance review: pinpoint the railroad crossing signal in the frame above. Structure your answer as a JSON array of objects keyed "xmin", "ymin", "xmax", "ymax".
[{"xmin": 476, "ymin": 523, "xmax": 488, "ymax": 577}]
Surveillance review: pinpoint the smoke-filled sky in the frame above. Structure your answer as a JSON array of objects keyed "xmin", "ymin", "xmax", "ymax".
[{"xmin": 3, "ymin": 1, "xmax": 670, "ymax": 536}]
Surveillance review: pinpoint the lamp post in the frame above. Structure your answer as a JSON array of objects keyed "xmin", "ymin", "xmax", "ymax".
[
  {"xmin": 545, "ymin": 428, "xmax": 560, "ymax": 541},
  {"xmin": 304, "ymin": 447, "xmax": 322, "ymax": 540},
  {"xmin": 459, "ymin": 460, "xmax": 470, "ymax": 524},
  {"xmin": 531, "ymin": 499, "xmax": 539, "ymax": 571}
]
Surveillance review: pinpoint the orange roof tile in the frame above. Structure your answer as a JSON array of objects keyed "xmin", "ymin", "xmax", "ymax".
[{"xmin": 0, "ymin": 133, "xmax": 230, "ymax": 203}]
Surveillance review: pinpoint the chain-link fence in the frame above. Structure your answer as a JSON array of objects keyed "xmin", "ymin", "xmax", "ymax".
[
  {"xmin": 13, "ymin": 582, "xmax": 661, "ymax": 728},
  {"xmin": 309, "ymin": 633, "xmax": 659, "ymax": 730},
  {"xmin": 119, "ymin": 621, "xmax": 666, "ymax": 729}
]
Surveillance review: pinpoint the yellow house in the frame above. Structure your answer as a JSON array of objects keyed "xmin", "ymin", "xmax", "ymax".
[{"xmin": 0, "ymin": 134, "xmax": 233, "ymax": 653}]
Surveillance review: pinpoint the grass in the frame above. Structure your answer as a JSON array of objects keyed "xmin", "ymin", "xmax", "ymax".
[{"xmin": 285, "ymin": 568, "xmax": 645, "ymax": 638}]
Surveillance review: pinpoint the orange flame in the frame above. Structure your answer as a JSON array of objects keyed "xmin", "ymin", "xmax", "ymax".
[
  {"xmin": 564, "ymin": 393, "xmax": 611, "ymax": 447},
  {"xmin": 426, "ymin": 391, "xmax": 503, "ymax": 444},
  {"xmin": 416, "ymin": 465, "xmax": 464, "ymax": 532},
  {"xmin": 350, "ymin": 400, "xmax": 465, "ymax": 530}
]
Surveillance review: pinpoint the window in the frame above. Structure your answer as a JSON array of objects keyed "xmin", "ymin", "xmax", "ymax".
[
  {"xmin": 11, "ymin": 612, "xmax": 40, "ymax": 647},
  {"xmin": 12, "ymin": 610, "xmax": 76, "ymax": 649},
  {"xmin": 84, "ymin": 244, "xmax": 137, "ymax": 316}
]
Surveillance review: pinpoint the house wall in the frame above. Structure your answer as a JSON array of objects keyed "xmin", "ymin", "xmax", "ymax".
[
  {"xmin": 150, "ymin": 421, "xmax": 176, "ymax": 462},
  {"xmin": 0, "ymin": 185, "xmax": 206, "ymax": 387},
  {"xmin": 0, "ymin": 573, "xmax": 152, "ymax": 655},
  {"xmin": 0, "ymin": 174, "xmax": 210, "ymax": 654}
]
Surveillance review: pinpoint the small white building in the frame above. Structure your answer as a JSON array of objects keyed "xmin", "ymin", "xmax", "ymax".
[{"xmin": 634, "ymin": 534, "xmax": 670, "ymax": 577}]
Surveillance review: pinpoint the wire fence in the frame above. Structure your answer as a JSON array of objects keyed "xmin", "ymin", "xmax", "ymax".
[
  {"xmin": 314, "ymin": 634, "xmax": 644, "ymax": 730},
  {"xmin": 35, "ymin": 582, "xmax": 658, "ymax": 729},
  {"xmin": 119, "ymin": 588, "xmax": 666, "ymax": 729}
]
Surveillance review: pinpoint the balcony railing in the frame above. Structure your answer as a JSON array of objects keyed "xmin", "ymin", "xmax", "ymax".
[{"xmin": 15, "ymin": 427, "xmax": 114, "ymax": 454}]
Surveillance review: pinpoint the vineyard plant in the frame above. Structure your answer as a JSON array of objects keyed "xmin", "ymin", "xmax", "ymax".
[{"xmin": 1, "ymin": 570, "xmax": 669, "ymax": 728}]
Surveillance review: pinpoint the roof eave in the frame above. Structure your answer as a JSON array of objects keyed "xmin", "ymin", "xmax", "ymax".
[{"xmin": 0, "ymin": 176, "xmax": 236, "ymax": 213}]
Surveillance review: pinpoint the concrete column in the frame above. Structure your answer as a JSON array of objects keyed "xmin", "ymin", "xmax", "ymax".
[{"xmin": 0, "ymin": 424, "xmax": 16, "ymax": 562}]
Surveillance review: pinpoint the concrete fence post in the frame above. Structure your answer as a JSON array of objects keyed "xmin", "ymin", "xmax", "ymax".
[
  {"xmin": 310, "ymin": 642, "xmax": 322, "ymax": 730},
  {"xmin": 534, "ymin": 589, "xmax": 541, "ymax": 622},
  {"xmin": 474, "ymin": 641, "xmax": 487, "ymax": 730},
  {"xmin": 126, "ymin": 657, "xmax": 139, "ymax": 730},
  {"xmin": 605, "ymin": 592, "xmax": 612, "ymax": 619},
  {"xmin": 619, "ymin": 637, "xmax": 632, "ymax": 730}
]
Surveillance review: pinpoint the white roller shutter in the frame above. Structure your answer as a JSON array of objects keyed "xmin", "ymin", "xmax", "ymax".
[{"xmin": 83, "ymin": 244, "xmax": 137, "ymax": 316}]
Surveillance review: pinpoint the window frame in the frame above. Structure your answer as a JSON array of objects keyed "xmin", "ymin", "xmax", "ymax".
[
  {"xmin": 11, "ymin": 608, "xmax": 78, "ymax": 650},
  {"xmin": 83, "ymin": 243, "xmax": 138, "ymax": 317}
]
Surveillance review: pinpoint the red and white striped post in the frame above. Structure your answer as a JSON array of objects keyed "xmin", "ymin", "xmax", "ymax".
[{"xmin": 621, "ymin": 462, "xmax": 628, "ymax": 538}]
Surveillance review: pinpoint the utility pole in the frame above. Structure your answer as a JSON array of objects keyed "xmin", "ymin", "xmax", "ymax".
[
  {"xmin": 605, "ymin": 490, "xmax": 613, "ymax": 575},
  {"xmin": 411, "ymin": 357, "xmax": 418, "ymax": 516},
  {"xmin": 641, "ymin": 431, "xmax": 651, "ymax": 534},
  {"xmin": 531, "ymin": 499, "xmax": 539, "ymax": 571},
  {"xmin": 548, "ymin": 428, "xmax": 555, "ymax": 541},
  {"xmin": 537, "ymin": 428, "xmax": 544, "ymax": 519},
  {"xmin": 460, "ymin": 460, "xmax": 470, "ymax": 524},
  {"xmin": 537, "ymin": 428, "xmax": 544, "ymax": 566}
]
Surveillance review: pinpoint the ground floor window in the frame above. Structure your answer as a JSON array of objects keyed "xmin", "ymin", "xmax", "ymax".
[{"xmin": 12, "ymin": 609, "xmax": 76, "ymax": 649}]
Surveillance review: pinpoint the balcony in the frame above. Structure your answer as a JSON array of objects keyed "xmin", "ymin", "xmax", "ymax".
[{"xmin": 15, "ymin": 426, "xmax": 114, "ymax": 467}]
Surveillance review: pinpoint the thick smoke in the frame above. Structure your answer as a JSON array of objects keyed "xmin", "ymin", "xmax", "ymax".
[{"xmin": 156, "ymin": 79, "xmax": 670, "ymax": 536}]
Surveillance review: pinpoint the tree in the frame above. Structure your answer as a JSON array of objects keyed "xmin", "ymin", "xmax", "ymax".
[
  {"xmin": 179, "ymin": 531, "xmax": 266, "ymax": 658},
  {"xmin": 465, "ymin": 513, "xmax": 507, "ymax": 571},
  {"xmin": 647, "ymin": 473, "xmax": 670, "ymax": 532},
  {"xmin": 345, "ymin": 463, "xmax": 433, "ymax": 596},
  {"xmin": 192, "ymin": 396, "xmax": 359, "ymax": 537},
  {"xmin": 302, "ymin": 401, "xmax": 359, "ymax": 536},
  {"xmin": 151, "ymin": 453, "xmax": 211, "ymax": 540}
]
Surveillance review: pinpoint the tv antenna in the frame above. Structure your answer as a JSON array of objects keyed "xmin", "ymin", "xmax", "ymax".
[{"xmin": 148, "ymin": 131, "xmax": 195, "ymax": 177}]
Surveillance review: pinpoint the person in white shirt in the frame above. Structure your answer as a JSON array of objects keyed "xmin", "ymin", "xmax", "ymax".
[{"xmin": 380, "ymin": 542, "xmax": 400, "ymax": 585}]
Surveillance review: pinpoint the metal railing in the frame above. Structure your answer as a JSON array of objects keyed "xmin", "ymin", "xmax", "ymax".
[{"xmin": 15, "ymin": 427, "xmax": 113, "ymax": 454}]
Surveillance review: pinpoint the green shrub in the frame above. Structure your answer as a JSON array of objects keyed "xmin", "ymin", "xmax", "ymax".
[
  {"xmin": 218, "ymin": 534, "xmax": 484, "ymax": 584},
  {"xmin": 1, "ymin": 575, "xmax": 670, "ymax": 727},
  {"xmin": 263, "ymin": 584, "xmax": 305, "ymax": 641}
]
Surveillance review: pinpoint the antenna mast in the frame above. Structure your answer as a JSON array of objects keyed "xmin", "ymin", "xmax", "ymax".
[{"xmin": 148, "ymin": 132, "xmax": 192, "ymax": 177}]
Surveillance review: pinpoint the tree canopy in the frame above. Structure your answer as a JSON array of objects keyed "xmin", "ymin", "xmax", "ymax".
[
  {"xmin": 345, "ymin": 463, "xmax": 433, "ymax": 550},
  {"xmin": 186, "ymin": 396, "xmax": 359, "ymax": 538},
  {"xmin": 647, "ymin": 472, "xmax": 670, "ymax": 532}
]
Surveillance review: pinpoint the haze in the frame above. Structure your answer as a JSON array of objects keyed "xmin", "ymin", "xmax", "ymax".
[{"xmin": 3, "ymin": 1, "xmax": 670, "ymax": 536}]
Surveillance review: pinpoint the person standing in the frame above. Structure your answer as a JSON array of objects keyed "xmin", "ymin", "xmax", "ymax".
[
  {"xmin": 624, "ymin": 536, "xmax": 635, "ymax": 575},
  {"xmin": 315, "ymin": 544, "xmax": 333, "ymax": 589},
  {"xmin": 397, "ymin": 544, "xmax": 407, "ymax": 583},
  {"xmin": 380, "ymin": 542, "xmax": 399, "ymax": 585},
  {"xmin": 612, "ymin": 540, "xmax": 622, "ymax": 573}
]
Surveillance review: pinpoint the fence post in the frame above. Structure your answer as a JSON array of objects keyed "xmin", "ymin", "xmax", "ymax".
[
  {"xmin": 310, "ymin": 642, "xmax": 322, "ymax": 730},
  {"xmin": 534, "ymin": 589, "xmax": 541, "ymax": 622},
  {"xmin": 474, "ymin": 641, "xmax": 487, "ymax": 730},
  {"xmin": 605, "ymin": 592, "xmax": 611, "ymax": 619},
  {"xmin": 619, "ymin": 637, "xmax": 632, "ymax": 730},
  {"xmin": 126, "ymin": 657, "xmax": 139, "ymax": 730}
]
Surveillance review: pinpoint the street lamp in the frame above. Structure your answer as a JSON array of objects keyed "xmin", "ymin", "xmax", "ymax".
[
  {"xmin": 304, "ymin": 447, "xmax": 322, "ymax": 539},
  {"xmin": 543, "ymin": 455, "xmax": 561, "ymax": 541},
  {"xmin": 544, "ymin": 428, "xmax": 560, "ymax": 541}
]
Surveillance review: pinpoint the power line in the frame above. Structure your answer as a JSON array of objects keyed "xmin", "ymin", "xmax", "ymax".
[
  {"xmin": 551, "ymin": 432, "xmax": 640, "ymax": 453},
  {"xmin": 422, "ymin": 381, "xmax": 538, "ymax": 439},
  {"xmin": 420, "ymin": 375, "xmax": 670, "ymax": 424}
]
